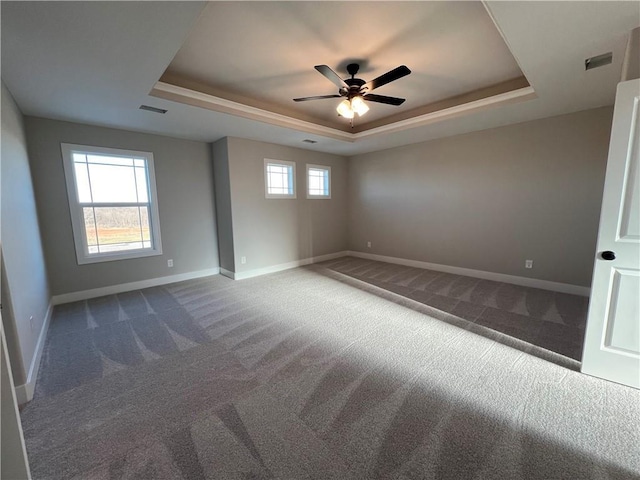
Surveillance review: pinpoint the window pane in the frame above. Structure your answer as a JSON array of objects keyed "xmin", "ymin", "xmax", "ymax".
[
  {"xmin": 74, "ymin": 162, "xmax": 92, "ymax": 202},
  {"xmin": 268, "ymin": 164, "xmax": 285, "ymax": 175},
  {"xmin": 270, "ymin": 172, "xmax": 284, "ymax": 189},
  {"xmin": 140, "ymin": 206, "xmax": 151, "ymax": 242},
  {"xmin": 267, "ymin": 163, "xmax": 293, "ymax": 195},
  {"xmin": 288, "ymin": 168, "xmax": 294, "ymax": 194},
  {"xmin": 308, "ymin": 167, "xmax": 329, "ymax": 196},
  {"xmin": 88, "ymin": 164, "xmax": 138, "ymax": 203},
  {"xmin": 135, "ymin": 166, "xmax": 149, "ymax": 203},
  {"xmin": 73, "ymin": 153, "xmax": 87, "ymax": 164},
  {"xmin": 309, "ymin": 176, "xmax": 321, "ymax": 190},
  {"xmin": 87, "ymin": 155, "xmax": 134, "ymax": 167},
  {"xmin": 83, "ymin": 207, "xmax": 98, "ymax": 252},
  {"xmin": 93, "ymin": 206, "xmax": 149, "ymax": 252}
]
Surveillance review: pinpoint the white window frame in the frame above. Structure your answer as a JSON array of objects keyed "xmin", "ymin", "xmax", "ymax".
[
  {"xmin": 306, "ymin": 164, "xmax": 331, "ymax": 199},
  {"xmin": 61, "ymin": 143, "xmax": 163, "ymax": 265},
  {"xmin": 264, "ymin": 159, "xmax": 296, "ymax": 199}
]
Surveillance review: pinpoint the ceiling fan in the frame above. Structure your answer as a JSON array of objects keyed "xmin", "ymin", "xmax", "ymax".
[{"xmin": 293, "ymin": 63, "xmax": 411, "ymax": 121}]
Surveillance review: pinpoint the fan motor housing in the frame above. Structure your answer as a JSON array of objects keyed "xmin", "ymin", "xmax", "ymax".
[{"xmin": 343, "ymin": 78, "xmax": 365, "ymax": 98}]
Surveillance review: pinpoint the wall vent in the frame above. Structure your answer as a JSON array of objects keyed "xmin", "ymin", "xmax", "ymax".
[
  {"xmin": 585, "ymin": 52, "xmax": 613, "ymax": 71},
  {"xmin": 139, "ymin": 105, "xmax": 168, "ymax": 114},
  {"xmin": 302, "ymin": 139, "xmax": 317, "ymax": 144}
]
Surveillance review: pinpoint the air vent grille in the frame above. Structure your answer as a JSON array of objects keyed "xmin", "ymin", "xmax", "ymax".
[
  {"xmin": 139, "ymin": 105, "xmax": 167, "ymax": 114},
  {"xmin": 585, "ymin": 52, "xmax": 612, "ymax": 71}
]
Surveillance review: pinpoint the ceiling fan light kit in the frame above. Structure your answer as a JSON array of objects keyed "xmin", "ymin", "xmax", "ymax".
[
  {"xmin": 336, "ymin": 96, "xmax": 370, "ymax": 119},
  {"xmin": 294, "ymin": 62, "xmax": 411, "ymax": 125},
  {"xmin": 350, "ymin": 96, "xmax": 370, "ymax": 116},
  {"xmin": 337, "ymin": 99, "xmax": 355, "ymax": 119}
]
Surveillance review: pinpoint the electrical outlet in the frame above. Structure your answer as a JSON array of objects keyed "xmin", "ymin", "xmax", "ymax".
[
  {"xmin": 367, "ymin": 241, "xmax": 372, "ymax": 248},
  {"xmin": 525, "ymin": 260, "xmax": 533, "ymax": 269},
  {"xmin": 167, "ymin": 259, "xmax": 174, "ymax": 268},
  {"xmin": 241, "ymin": 256, "xmax": 247, "ymax": 264}
]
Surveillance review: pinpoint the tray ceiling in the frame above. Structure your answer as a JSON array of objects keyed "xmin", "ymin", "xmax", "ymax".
[{"xmin": 157, "ymin": 1, "xmax": 529, "ymax": 134}]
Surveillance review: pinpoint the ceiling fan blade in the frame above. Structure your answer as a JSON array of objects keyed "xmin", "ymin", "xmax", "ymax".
[
  {"xmin": 364, "ymin": 65, "xmax": 411, "ymax": 92},
  {"xmin": 363, "ymin": 94, "xmax": 406, "ymax": 106},
  {"xmin": 315, "ymin": 65, "xmax": 348, "ymax": 89},
  {"xmin": 293, "ymin": 94, "xmax": 343, "ymax": 102}
]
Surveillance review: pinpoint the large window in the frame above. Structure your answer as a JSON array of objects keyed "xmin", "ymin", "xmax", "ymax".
[
  {"xmin": 61, "ymin": 143, "xmax": 162, "ymax": 264},
  {"xmin": 264, "ymin": 159, "xmax": 296, "ymax": 198},
  {"xmin": 307, "ymin": 164, "xmax": 331, "ymax": 198}
]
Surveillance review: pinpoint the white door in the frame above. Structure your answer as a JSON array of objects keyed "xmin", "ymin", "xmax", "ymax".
[
  {"xmin": 582, "ymin": 79, "xmax": 640, "ymax": 389},
  {"xmin": 1, "ymin": 313, "xmax": 32, "ymax": 479}
]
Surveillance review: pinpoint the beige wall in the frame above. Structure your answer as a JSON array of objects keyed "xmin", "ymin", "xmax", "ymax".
[
  {"xmin": 25, "ymin": 117, "xmax": 219, "ymax": 296},
  {"xmin": 223, "ymin": 137, "xmax": 348, "ymax": 273},
  {"xmin": 1, "ymin": 82, "xmax": 51, "ymax": 385},
  {"xmin": 348, "ymin": 107, "xmax": 613, "ymax": 287}
]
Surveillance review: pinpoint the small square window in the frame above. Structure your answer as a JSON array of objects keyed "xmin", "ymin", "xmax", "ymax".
[
  {"xmin": 307, "ymin": 164, "xmax": 331, "ymax": 199},
  {"xmin": 265, "ymin": 159, "xmax": 296, "ymax": 198}
]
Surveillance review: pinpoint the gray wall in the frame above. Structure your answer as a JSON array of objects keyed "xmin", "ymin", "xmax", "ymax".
[
  {"xmin": 224, "ymin": 137, "xmax": 348, "ymax": 273},
  {"xmin": 25, "ymin": 117, "xmax": 219, "ymax": 296},
  {"xmin": 212, "ymin": 138, "xmax": 235, "ymax": 272},
  {"xmin": 1, "ymin": 82, "xmax": 50, "ymax": 385},
  {"xmin": 348, "ymin": 107, "xmax": 613, "ymax": 287}
]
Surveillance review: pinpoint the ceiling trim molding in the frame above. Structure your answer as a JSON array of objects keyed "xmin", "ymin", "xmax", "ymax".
[
  {"xmin": 150, "ymin": 81, "xmax": 355, "ymax": 142},
  {"xmin": 352, "ymin": 86, "xmax": 537, "ymax": 140},
  {"xmin": 152, "ymin": 81, "xmax": 536, "ymax": 143}
]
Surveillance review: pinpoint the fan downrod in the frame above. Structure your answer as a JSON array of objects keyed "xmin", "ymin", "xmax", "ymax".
[{"xmin": 344, "ymin": 64, "xmax": 365, "ymax": 93}]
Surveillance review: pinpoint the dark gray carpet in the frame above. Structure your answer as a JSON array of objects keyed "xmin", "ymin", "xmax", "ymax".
[
  {"xmin": 320, "ymin": 257, "xmax": 588, "ymax": 362},
  {"xmin": 20, "ymin": 262, "xmax": 640, "ymax": 479}
]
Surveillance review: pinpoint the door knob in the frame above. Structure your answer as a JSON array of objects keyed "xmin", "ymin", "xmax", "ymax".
[{"xmin": 601, "ymin": 251, "xmax": 616, "ymax": 261}]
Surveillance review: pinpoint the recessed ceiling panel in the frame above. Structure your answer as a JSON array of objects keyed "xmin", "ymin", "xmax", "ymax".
[{"xmin": 160, "ymin": 1, "xmax": 527, "ymax": 131}]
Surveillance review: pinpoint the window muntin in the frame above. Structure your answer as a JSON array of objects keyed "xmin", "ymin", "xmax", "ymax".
[
  {"xmin": 265, "ymin": 159, "xmax": 296, "ymax": 198},
  {"xmin": 307, "ymin": 164, "xmax": 331, "ymax": 198},
  {"xmin": 61, "ymin": 144, "xmax": 162, "ymax": 264}
]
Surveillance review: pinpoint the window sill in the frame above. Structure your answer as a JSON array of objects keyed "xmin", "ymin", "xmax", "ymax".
[{"xmin": 76, "ymin": 247, "xmax": 163, "ymax": 265}]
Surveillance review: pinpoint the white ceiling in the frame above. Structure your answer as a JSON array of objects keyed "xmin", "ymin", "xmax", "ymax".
[{"xmin": 2, "ymin": 1, "xmax": 639, "ymax": 156}]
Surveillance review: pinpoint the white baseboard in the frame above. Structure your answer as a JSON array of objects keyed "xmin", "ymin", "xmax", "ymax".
[
  {"xmin": 51, "ymin": 268, "xmax": 220, "ymax": 305},
  {"xmin": 347, "ymin": 251, "xmax": 591, "ymax": 297},
  {"xmin": 228, "ymin": 251, "xmax": 348, "ymax": 280},
  {"xmin": 15, "ymin": 301, "xmax": 53, "ymax": 405}
]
